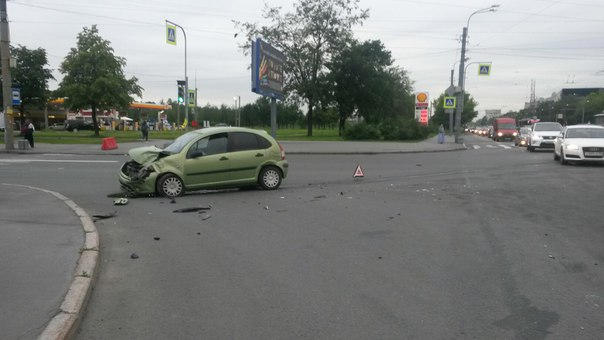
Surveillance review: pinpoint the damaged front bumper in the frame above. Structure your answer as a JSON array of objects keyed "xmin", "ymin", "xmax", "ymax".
[{"xmin": 119, "ymin": 160, "xmax": 159, "ymax": 196}]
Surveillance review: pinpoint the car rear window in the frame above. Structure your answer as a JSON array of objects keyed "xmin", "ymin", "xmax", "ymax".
[
  {"xmin": 534, "ymin": 123, "xmax": 562, "ymax": 131},
  {"xmin": 230, "ymin": 132, "xmax": 272, "ymax": 151}
]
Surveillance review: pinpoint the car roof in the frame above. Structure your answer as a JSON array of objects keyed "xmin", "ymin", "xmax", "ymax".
[
  {"xmin": 188, "ymin": 126, "xmax": 273, "ymax": 137},
  {"xmin": 565, "ymin": 124, "xmax": 604, "ymax": 129}
]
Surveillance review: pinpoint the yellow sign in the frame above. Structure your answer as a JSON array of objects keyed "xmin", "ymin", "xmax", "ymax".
[
  {"xmin": 187, "ymin": 89, "xmax": 196, "ymax": 108},
  {"xmin": 444, "ymin": 97, "xmax": 456, "ymax": 109},
  {"xmin": 478, "ymin": 64, "xmax": 491, "ymax": 76},
  {"xmin": 166, "ymin": 24, "xmax": 176, "ymax": 45}
]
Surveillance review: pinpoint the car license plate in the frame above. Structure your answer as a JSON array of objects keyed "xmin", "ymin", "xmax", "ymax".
[{"xmin": 585, "ymin": 152, "xmax": 603, "ymax": 157}]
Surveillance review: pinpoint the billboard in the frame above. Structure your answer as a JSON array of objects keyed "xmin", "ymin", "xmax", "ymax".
[{"xmin": 251, "ymin": 38, "xmax": 285, "ymax": 100}]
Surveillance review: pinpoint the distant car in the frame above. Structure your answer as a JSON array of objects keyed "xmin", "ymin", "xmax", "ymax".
[
  {"xmin": 48, "ymin": 123, "xmax": 66, "ymax": 131},
  {"xmin": 65, "ymin": 118, "xmax": 94, "ymax": 132},
  {"xmin": 527, "ymin": 122, "xmax": 563, "ymax": 152},
  {"xmin": 119, "ymin": 127, "xmax": 289, "ymax": 197},
  {"xmin": 553, "ymin": 125, "xmax": 604, "ymax": 164},
  {"xmin": 514, "ymin": 127, "xmax": 531, "ymax": 147},
  {"xmin": 492, "ymin": 117, "xmax": 517, "ymax": 142}
]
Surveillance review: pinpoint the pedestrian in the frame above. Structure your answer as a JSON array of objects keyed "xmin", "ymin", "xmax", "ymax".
[
  {"xmin": 141, "ymin": 120, "xmax": 149, "ymax": 141},
  {"xmin": 24, "ymin": 119, "xmax": 35, "ymax": 148},
  {"xmin": 437, "ymin": 124, "xmax": 445, "ymax": 144}
]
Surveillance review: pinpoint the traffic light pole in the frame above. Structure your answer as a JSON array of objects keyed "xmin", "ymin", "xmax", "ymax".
[{"xmin": 166, "ymin": 20, "xmax": 188, "ymax": 127}]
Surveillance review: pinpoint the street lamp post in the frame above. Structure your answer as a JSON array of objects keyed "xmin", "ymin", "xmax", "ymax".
[
  {"xmin": 582, "ymin": 98, "xmax": 590, "ymax": 124},
  {"xmin": 454, "ymin": 4, "xmax": 499, "ymax": 144},
  {"xmin": 233, "ymin": 95, "xmax": 240, "ymax": 127},
  {"xmin": 166, "ymin": 20, "xmax": 188, "ymax": 127}
]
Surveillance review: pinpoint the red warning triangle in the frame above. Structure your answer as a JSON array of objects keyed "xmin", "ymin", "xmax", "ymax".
[{"xmin": 353, "ymin": 164, "xmax": 365, "ymax": 178}]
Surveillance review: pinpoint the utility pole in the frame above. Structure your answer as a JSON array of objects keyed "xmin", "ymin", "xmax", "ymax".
[
  {"xmin": 454, "ymin": 26, "xmax": 468, "ymax": 144},
  {"xmin": 454, "ymin": 5, "xmax": 499, "ymax": 144},
  {"xmin": 1, "ymin": 0, "xmax": 14, "ymax": 150}
]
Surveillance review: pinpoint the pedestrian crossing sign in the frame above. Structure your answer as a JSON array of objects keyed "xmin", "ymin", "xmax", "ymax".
[
  {"xmin": 478, "ymin": 64, "xmax": 491, "ymax": 76},
  {"xmin": 444, "ymin": 96, "xmax": 456, "ymax": 109},
  {"xmin": 166, "ymin": 24, "xmax": 176, "ymax": 45}
]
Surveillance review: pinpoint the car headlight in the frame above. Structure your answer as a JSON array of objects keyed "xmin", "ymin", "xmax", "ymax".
[
  {"xmin": 497, "ymin": 132, "xmax": 503, "ymax": 137},
  {"xmin": 532, "ymin": 134, "xmax": 542, "ymax": 141},
  {"xmin": 566, "ymin": 144, "xmax": 579, "ymax": 150},
  {"xmin": 513, "ymin": 132, "xmax": 518, "ymax": 136}
]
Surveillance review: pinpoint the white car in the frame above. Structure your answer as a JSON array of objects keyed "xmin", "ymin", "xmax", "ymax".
[
  {"xmin": 527, "ymin": 122, "xmax": 563, "ymax": 152},
  {"xmin": 553, "ymin": 125, "xmax": 604, "ymax": 164}
]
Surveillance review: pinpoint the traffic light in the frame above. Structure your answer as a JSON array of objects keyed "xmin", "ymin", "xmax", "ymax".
[{"xmin": 177, "ymin": 86, "xmax": 184, "ymax": 104}]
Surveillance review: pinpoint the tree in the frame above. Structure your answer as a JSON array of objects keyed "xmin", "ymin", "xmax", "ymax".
[
  {"xmin": 328, "ymin": 40, "xmax": 393, "ymax": 134},
  {"xmin": 57, "ymin": 25, "xmax": 142, "ymax": 135},
  {"xmin": 10, "ymin": 45, "xmax": 54, "ymax": 124},
  {"xmin": 235, "ymin": 0, "xmax": 368, "ymax": 136},
  {"xmin": 431, "ymin": 92, "xmax": 478, "ymax": 129}
]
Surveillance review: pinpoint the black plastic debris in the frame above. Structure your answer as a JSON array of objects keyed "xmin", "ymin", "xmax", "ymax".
[
  {"xmin": 170, "ymin": 198, "xmax": 176, "ymax": 204},
  {"xmin": 200, "ymin": 213, "xmax": 212, "ymax": 221},
  {"xmin": 153, "ymin": 237, "xmax": 160, "ymax": 241},
  {"xmin": 130, "ymin": 253, "xmax": 139, "ymax": 259},
  {"xmin": 92, "ymin": 211, "xmax": 117, "ymax": 221},
  {"xmin": 173, "ymin": 207, "xmax": 211, "ymax": 213}
]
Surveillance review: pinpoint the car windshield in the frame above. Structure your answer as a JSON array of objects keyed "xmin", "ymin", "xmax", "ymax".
[
  {"xmin": 566, "ymin": 128, "xmax": 604, "ymax": 138},
  {"xmin": 499, "ymin": 123, "xmax": 516, "ymax": 129},
  {"xmin": 534, "ymin": 123, "xmax": 562, "ymax": 131},
  {"xmin": 163, "ymin": 131, "xmax": 200, "ymax": 153}
]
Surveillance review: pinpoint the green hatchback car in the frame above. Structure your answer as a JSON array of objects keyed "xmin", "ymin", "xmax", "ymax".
[{"xmin": 119, "ymin": 127, "xmax": 289, "ymax": 197}]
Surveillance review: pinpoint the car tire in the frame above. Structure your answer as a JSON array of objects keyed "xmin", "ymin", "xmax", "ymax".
[
  {"xmin": 258, "ymin": 166, "xmax": 282, "ymax": 190},
  {"xmin": 157, "ymin": 173, "xmax": 185, "ymax": 197},
  {"xmin": 560, "ymin": 150, "xmax": 568, "ymax": 165},
  {"xmin": 553, "ymin": 149, "xmax": 560, "ymax": 161},
  {"xmin": 528, "ymin": 144, "xmax": 534, "ymax": 152}
]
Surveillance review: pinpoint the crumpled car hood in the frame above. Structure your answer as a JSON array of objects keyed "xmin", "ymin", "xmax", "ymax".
[{"xmin": 128, "ymin": 146, "xmax": 164, "ymax": 164}]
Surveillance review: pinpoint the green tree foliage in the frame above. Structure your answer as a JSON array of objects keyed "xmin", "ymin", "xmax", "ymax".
[
  {"xmin": 57, "ymin": 25, "xmax": 142, "ymax": 135},
  {"xmin": 9, "ymin": 45, "xmax": 54, "ymax": 123},
  {"xmin": 235, "ymin": 0, "xmax": 368, "ymax": 136},
  {"xmin": 327, "ymin": 40, "xmax": 413, "ymax": 134}
]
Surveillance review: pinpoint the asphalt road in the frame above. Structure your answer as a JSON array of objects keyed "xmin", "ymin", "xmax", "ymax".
[{"xmin": 1, "ymin": 134, "xmax": 603, "ymax": 339}]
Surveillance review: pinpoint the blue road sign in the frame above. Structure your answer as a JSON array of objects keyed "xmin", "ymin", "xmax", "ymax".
[
  {"xmin": 444, "ymin": 96, "xmax": 456, "ymax": 109},
  {"xmin": 12, "ymin": 88, "xmax": 21, "ymax": 106}
]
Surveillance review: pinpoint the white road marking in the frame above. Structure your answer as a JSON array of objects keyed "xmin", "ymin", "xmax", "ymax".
[
  {"xmin": 0, "ymin": 159, "xmax": 118, "ymax": 163},
  {"xmin": 499, "ymin": 144, "xmax": 512, "ymax": 149},
  {"xmin": 473, "ymin": 145, "xmax": 481, "ymax": 150}
]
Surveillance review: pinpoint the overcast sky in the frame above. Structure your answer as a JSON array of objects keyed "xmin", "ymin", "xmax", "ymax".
[{"xmin": 7, "ymin": 0, "xmax": 604, "ymax": 115}]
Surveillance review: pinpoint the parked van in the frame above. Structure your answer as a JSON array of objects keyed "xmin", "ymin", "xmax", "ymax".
[{"xmin": 492, "ymin": 117, "xmax": 517, "ymax": 142}]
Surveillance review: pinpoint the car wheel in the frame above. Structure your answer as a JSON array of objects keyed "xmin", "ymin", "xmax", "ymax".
[
  {"xmin": 560, "ymin": 150, "xmax": 568, "ymax": 165},
  {"xmin": 553, "ymin": 149, "xmax": 560, "ymax": 161},
  {"xmin": 258, "ymin": 166, "xmax": 282, "ymax": 190},
  {"xmin": 528, "ymin": 144, "xmax": 534, "ymax": 152},
  {"xmin": 156, "ymin": 174, "xmax": 184, "ymax": 197}
]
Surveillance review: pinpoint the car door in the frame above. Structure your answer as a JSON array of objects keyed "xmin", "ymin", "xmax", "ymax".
[
  {"xmin": 182, "ymin": 133, "xmax": 231, "ymax": 189},
  {"xmin": 228, "ymin": 132, "xmax": 272, "ymax": 184}
]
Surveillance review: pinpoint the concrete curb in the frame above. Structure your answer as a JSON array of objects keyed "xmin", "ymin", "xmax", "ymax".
[{"xmin": 4, "ymin": 184, "xmax": 99, "ymax": 340}]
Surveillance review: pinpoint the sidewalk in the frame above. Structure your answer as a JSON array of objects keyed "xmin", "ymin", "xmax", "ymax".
[
  {"xmin": 0, "ymin": 184, "xmax": 98, "ymax": 340},
  {"xmin": 2, "ymin": 135, "xmax": 465, "ymax": 155},
  {"xmin": 0, "ymin": 135, "xmax": 464, "ymax": 339}
]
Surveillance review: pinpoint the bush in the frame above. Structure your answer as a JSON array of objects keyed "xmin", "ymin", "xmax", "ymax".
[
  {"xmin": 379, "ymin": 118, "xmax": 433, "ymax": 140},
  {"xmin": 344, "ymin": 122, "xmax": 382, "ymax": 140}
]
